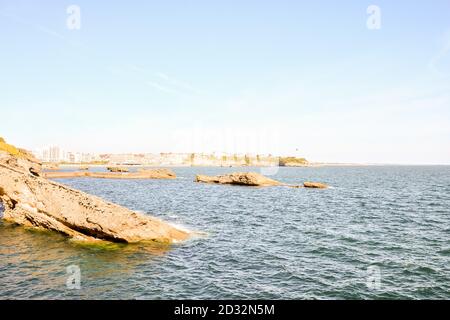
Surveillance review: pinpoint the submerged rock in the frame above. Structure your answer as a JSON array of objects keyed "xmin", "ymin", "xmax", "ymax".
[
  {"xmin": 0, "ymin": 140, "xmax": 189, "ymax": 243},
  {"xmin": 195, "ymin": 172, "xmax": 283, "ymax": 187}
]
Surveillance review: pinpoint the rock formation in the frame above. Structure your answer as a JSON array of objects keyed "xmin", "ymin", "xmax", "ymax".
[
  {"xmin": 279, "ymin": 157, "xmax": 309, "ymax": 167},
  {"xmin": 303, "ymin": 182, "xmax": 328, "ymax": 189},
  {"xmin": 195, "ymin": 172, "xmax": 329, "ymax": 189},
  {"xmin": 42, "ymin": 168, "xmax": 176, "ymax": 180},
  {"xmin": 107, "ymin": 167, "xmax": 129, "ymax": 173},
  {"xmin": 138, "ymin": 168, "xmax": 177, "ymax": 179},
  {"xmin": 195, "ymin": 172, "xmax": 283, "ymax": 187},
  {"xmin": 0, "ymin": 138, "xmax": 42, "ymax": 177},
  {"xmin": 0, "ymin": 138, "xmax": 188, "ymax": 243}
]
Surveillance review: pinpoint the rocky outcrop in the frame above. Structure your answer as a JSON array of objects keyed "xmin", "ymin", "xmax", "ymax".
[
  {"xmin": 0, "ymin": 137, "xmax": 42, "ymax": 176},
  {"xmin": 42, "ymin": 168, "xmax": 176, "ymax": 180},
  {"xmin": 0, "ymin": 140, "xmax": 189, "ymax": 244},
  {"xmin": 303, "ymin": 182, "xmax": 328, "ymax": 189},
  {"xmin": 195, "ymin": 172, "xmax": 283, "ymax": 187},
  {"xmin": 107, "ymin": 167, "xmax": 129, "ymax": 173},
  {"xmin": 138, "ymin": 168, "xmax": 177, "ymax": 179},
  {"xmin": 279, "ymin": 157, "xmax": 309, "ymax": 167},
  {"xmin": 195, "ymin": 172, "xmax": 329, "ymax": 189}
]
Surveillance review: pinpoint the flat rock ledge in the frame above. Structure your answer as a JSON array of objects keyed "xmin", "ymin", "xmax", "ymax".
[
  {"xmin": 303, "ymin": 182, "xmax": 328, "ymax": 189},
  {"xmin": 107, "ymin": 166, "xmax": 129, "ymax": 173},
  {"xmin": 196, "ymin": 172, "xmax": 282, "ymax": 187},
  {"xmin": 195, "ymin": 172, "xmax": 328, "ymax": 189},
  {"xmin": 43, "ymin": 168, "xmax": 176, "ymax": 180},
  {"xmin": 0, "ymin": 150, "xmax": 188, "ymax": 243}
]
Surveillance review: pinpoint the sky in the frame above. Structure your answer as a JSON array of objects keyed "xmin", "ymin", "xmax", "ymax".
[{"xmin": 1, "ymin": 0, "xmax": 450, "ymax": 164}]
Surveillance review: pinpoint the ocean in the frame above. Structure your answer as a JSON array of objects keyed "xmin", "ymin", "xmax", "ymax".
[{"xmin": 0, "ymin": 166, "xmax": 449, "ymax": 299}]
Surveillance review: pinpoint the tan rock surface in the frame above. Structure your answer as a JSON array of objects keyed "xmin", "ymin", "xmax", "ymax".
[
  {"xmin": 0, "ymin": 147, "xmax": 188, "ymax": 243},
  {"xmin": 195, "ymin": 172, "xmax": 283, "ymax": 187},
  {"xmin": 107, "ymin": 167, "xmax": 129, "ymax": 173},
  {"xmin": 195, "ymin": 172, "xmax": 329, "ymax": 189},
  {"xmin": 303, "ymin": 182, "xmax": 329, "ymax": 189},
  {"xmin": 279, "ymin": 157, "xmax": 309, "ymax": 167},
  {"xmin": 43, "ymin": 168, "xmax": 176, "ymax": 180}
]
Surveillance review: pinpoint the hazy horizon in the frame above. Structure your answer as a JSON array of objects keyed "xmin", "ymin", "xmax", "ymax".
[{"xmin": 1, "ymin": 1, "xmax": 450, "ymax": 165}]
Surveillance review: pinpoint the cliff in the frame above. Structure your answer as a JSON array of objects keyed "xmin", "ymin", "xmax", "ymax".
[{"xmin": 279, "ymin": 157, "xmax": 309, "ymax": 167}]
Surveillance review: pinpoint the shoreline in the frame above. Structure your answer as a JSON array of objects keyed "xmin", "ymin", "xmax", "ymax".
[{"xmin": 53, "ymin": 163, "xmax": 450, "ymax": 169}]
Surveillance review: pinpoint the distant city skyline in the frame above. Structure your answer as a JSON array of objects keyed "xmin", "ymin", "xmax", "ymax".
[
  {"xmin": 1, "ymin": 1, "xmax": 450, "ymax": 164},
  {"xmin": 32, "ymin": 144, "xmax": 288, "ymax": 167},
  {"xmin": 33, "ymin": 145, "xmax": 99, "ymax": 163},
  {"xmin": 33, "ymin": 144, "xmax": 291, "ymax": 162}
]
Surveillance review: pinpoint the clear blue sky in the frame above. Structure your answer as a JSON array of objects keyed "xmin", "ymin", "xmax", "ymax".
[{"xmin": 1, "ymin": 0, "xmax": 449, "ymax": 164}]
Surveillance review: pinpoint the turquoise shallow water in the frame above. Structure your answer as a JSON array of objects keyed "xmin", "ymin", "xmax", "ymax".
[{"xmin": 1, "ymin": 166, "xmax": 449, "ymax": 299}]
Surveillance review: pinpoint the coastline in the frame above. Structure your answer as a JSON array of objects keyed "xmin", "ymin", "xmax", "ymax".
[{"xmin": 55, "ymin": 162, "xmax": 370, "ymax": 168}]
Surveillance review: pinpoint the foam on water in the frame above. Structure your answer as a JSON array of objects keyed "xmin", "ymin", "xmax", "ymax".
[{"xmin": 168, "ymin": 221, "xmax": 193, "ymax": 234}]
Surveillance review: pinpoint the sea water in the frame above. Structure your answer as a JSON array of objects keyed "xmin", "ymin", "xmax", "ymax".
[{"xmin": 1, "ymin": 166, "xmax": 449, "ymax": 299}]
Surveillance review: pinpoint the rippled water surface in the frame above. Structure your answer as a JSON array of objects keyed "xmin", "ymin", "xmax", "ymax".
[{"xmin": 1, "ymin": 166, "xmax": 449, "ymax": 299}]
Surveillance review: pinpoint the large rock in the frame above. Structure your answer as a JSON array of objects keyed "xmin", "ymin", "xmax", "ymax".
[
  {"xmin": 195, "ymin": 172, "xmax": 283, "ymax": 187},
  {"xmin": 195, "ymin": 172, "xmax": 329, "ymax": 189},
  {"xmin": 0, "ymin": 138, "xmax": 42, "ymax": 176},
  {"xmin": 0, "ymin": 143, "xmax": 189, "ymax": 243},
  {"xmin": 42, "ymin": 168, "xmax": 176, "ymax": 180}
]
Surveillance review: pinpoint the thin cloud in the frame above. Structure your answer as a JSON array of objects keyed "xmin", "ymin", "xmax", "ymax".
[
  {"xmin": 146, "ymin": 81, "xmax": 176, "ymax": 94},
  {"xmin": 155, "ymin": 72, "xmax": 202, "ymax": 95},
  {"xmin": 155, "ymin": 72, "xmax": 170, "ymax": 81},
  {"xmin": 0, "ymin": 11, "xmax": 66, "ymax": 41},
  {"xmin": 131, "ymin": 66, "xmax": 201, "ymax": 96}
]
